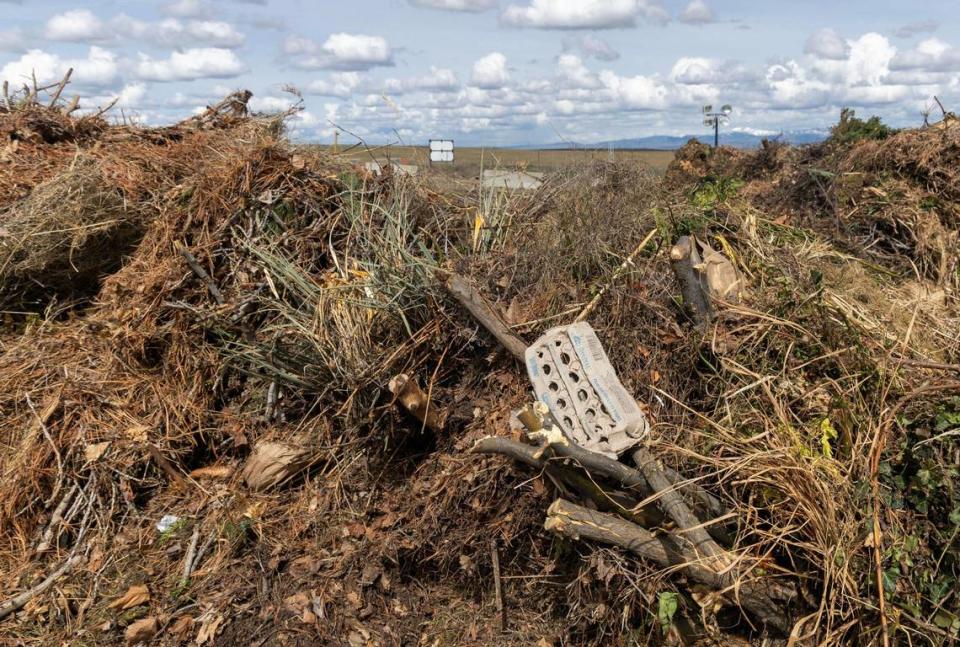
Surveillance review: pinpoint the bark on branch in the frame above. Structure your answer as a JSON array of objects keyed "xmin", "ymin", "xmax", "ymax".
[{"xmin": 546, "ymin": 499, "xmax": 793, "ymax": 632}]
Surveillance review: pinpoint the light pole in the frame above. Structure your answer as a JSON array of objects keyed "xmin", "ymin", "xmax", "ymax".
[{"xmin": 702, "ymin": 104, "xmax": 732, "ymax": 148}]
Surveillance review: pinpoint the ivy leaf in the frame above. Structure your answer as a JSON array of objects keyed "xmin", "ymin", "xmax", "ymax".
[{"xmin": 657, "ymin": 591, "xmax": 679, "ymax": 635}]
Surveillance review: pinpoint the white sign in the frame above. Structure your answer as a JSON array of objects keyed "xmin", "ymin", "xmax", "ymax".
[{"xmin": 429, "ymin": 139, "xmax": 454, "ymax": 163}]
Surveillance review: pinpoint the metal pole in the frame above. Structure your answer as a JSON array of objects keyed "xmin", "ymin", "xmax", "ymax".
[{"xmin": 714, "ymin": 118, "xmax": 719, "ymax": 148}]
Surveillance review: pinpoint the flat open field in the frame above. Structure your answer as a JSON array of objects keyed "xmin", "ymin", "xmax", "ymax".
[{"xmin": 316, "ymin": 144, "xmax": 676, "ymax": 177}]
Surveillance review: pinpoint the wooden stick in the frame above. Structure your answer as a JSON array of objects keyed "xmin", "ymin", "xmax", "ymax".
[
  {"xmin": 546, "ymin": 499, "xmax": 792, "ymax": 632},
  {"xmin": 0, "ymin": 555, "xmax": 83, "ymax": 621},
  {"xmin": 147, "ymin": 444, "xmax": 187, "ymax": 487},
  {"xmin": 490, "ymin": 539, "xmax": 506, "ymax": 632},
  {"xmin": 176, "ymin": 244, "xmax": 225, "ymax": 305},
  {"xmin": 443, "ymin": 273, "xmax": 527, "ymax": 361},
  {"xmin": 576, "ymin": 228, "xmax": 657, "ymax": 322},
  {"xmin": 631, "ymin": 447, "xmax": 727, "ymax": 563},
  {"xmin": 48, "ymin": 68, "xmax": 73, "ymax": 107},
  {"xmin": 182, "ymin": 526, "xmax": 201, "ymax": 583},
  {"xmin": 35, "ymin": 484, "xmax": 78, "ymax": 554}
]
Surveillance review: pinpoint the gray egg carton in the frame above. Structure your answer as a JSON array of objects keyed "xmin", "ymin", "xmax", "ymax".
[{"xmin": 524, "ymin": 322, "xmax": 649, "ymax": 457}]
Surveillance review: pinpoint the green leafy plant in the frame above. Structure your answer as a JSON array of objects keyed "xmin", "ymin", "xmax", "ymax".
[
  {"xmin": 657, "ymin": 591, "xmax": 679, "ymax": 635},
  {"xmin": 830, "ymin": 108, "xmax": 896, "ymax": 145}
]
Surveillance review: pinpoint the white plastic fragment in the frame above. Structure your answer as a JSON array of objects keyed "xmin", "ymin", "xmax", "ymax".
[
  {"xmin": 156, "ymin": 514, "xmax": 180, "ymax": 533},
  {"xmin": 524, "ymin": 321, "xmax": 649, "ymax": 457}
]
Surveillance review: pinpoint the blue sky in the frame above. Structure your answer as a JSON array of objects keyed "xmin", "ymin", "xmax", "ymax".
[{"xmin": 2, "ymin": 0, "xmax": 958, "ymax": 145}]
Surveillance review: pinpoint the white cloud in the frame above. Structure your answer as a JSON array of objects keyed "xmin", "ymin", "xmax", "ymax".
[
  {"xmin": 556, "ymin": 54, "xmax": 600, "ymax": 88},
  {"xmin": 409, "ymin": 0, "xmax": 498, "ymax": 10},
  {"xmin": 804, "ymin": 28, "xmax": 849, "ymax": 60},
  {"xmin": 135, "ymin": 48, "xmax": 247, "ymax": 82},
  {"xmin": 45, "ymin": 9, "xmax": 108, "ymax": 42},
  {"xmin": 1, "ymin": 47, "xmax": 118, "ymax": 89},
  {"xmin": 384, "ymin": 67, "xmax": 460, "ymax": 93},
  {"xmin": 285, "ymin": 33, "xmax": 394, "ymax": 71},
  {"xmin": 112, "ymin": 16, "xmax": 246, "ymax": 48},
  {"xmin": 305, "ymin": 72, "xmax": 363, "ymax": 97},
  {"xmin": 679, "ymin": 0, "xmax": 715, "ymax": 25},
  {"xmin": 162, "ymin": 0, "xmax": 211, "ymax": 18},
  {"xmin": 501, "ymin": 0, "xmax": 669, "ymax": 29},
  {"xmin": 563, "ymin": 34, "xmax": 619, "ymax": 61},
  {"xmin": 471, "ymin": 52, "xmax": 509, "ymax": 88},
  {"xmin": 892, "ymin": 37, "xmax": 960, "ymax": 72},
  {"xmin": 600, "ymin": 71, "xmax": 670, "ymax": 110},
  {"xmin": 670, "ymin": 57, "xmax": 758, "ymax": 85}
]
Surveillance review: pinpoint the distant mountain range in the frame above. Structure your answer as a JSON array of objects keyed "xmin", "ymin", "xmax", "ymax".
[{"xmin": 520, "ymin": 130, "xmax": 829, "ymax": 151}]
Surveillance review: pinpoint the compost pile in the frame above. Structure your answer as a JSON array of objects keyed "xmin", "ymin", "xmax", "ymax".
[{"xmin": 1, "ymin": 89, "xmax": 958, "ymax": 647}]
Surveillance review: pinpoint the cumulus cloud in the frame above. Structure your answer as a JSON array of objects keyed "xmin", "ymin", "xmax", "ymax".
[
  {"xmin": 44, "ymin": 10, "xmax": 246, "ymax": 48},
  {"xmin": 409, "ymin": 0, "xmax": 498, "ymax": 10},
  {"xmin": 471, "ymin": 52, "xmax": 509, "ymax": 88},
  {"xmin": 284, "ymin": 33, "xmax": 394, "ymax": 71},
  {"xmin": 670, "ymin": 57, "xmax": 758, "ymax": 85},
  {"xmin": 45, "ymin": 9, "xmax": 109, "ymax": 42},
  {"xmin": 162, "ymin": 0, "xmax": 211, "ymax": 18},
  {"xmin": 562, "ymin": 34, "xmax": 620, "ymax": 61},
  {"xmin": 305, "ymin": 72, "xmax": 363, "ymax": 97},
  {"xmin": 1, "ymin": 46, "xmax": 119, "ymax": 88},
  {"xmin": 384, "ymin": 67, "xmax": 460, "ymax": 93},
  {"xmin": 599, "ymin": 71, "xmax": 670, "ymax": 110},
  {"xmin": 135, "ymin": 48, "xmax": 247, "ymax": 81},
  {"xmin": 679, "ymin": 0, "xmax": 716, "ymax": 25},
  {"xmin": 556, "ymin": 54, "xmax": 600, "ymax": 88},
  {"xmin": 804, "ymin": 28, "xmax": 849, "ymax": 60},
  {"xmin": 891, "ymin": 37, "xmax": 960, "ymax": 72},
  {"xmin": 501, "ymin": 0, "xmax": 669, "ymax": 29},
  {"xmin": 112, "ymin": 16, "xmax": 246, "ymax": 48}
]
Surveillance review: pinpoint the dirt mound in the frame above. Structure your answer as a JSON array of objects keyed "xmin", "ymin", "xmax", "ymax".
[{"xmin": 0, "ymin": 95, "xmax": 958, "ymax": 647}]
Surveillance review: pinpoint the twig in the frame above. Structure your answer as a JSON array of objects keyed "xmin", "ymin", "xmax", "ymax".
[
  {"xmin": 146, "ymin": 443, "xmax": 187, "ymax": 487},
  {"xmin": 93, "ymin": 96, "xmax": 119, "ymax": 119},
  {"xmin": 264, "ymin": 381, "xmax": 278, "ymax": 422},
  {"xmin": 25, "ymin": 393, "xmax": 64, "ymax": 509},
  {"xmin": 176, "ymin": 244, "xmax": 225, "ymax": 305},
  {"xmin": 490, "ymin": 539, "xmax": 506, "ymax": 632},
  {"xmin": 182, "ymin": 526, "xmax": 201, "ymax": 583},
  {"xmin": 35, "ymin": 484, "xmax": 78, "ymax": 554},
  {"xmin": 0, "ymin": 555, "xmax": 83, "ymax": 621},
  {"xmin": 47, "ymin": 68, "xmax": 73, "ymax": 107},
  {"xmin": 576, "ymin": 228, "xmax": 657, "ymax": 322}
]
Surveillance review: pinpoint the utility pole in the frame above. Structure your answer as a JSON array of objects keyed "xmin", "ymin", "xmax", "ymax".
[{"xmin": 702, "ymin": 104, "xmax": 733, "ymax": 148}]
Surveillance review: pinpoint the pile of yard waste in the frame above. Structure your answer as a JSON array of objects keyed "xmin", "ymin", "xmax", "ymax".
[{"xmin": 1, "ymin": 84, "xmax": 958, "ymax": 647}]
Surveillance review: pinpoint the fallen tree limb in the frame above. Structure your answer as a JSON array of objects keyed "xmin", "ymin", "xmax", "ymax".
[
  {"xmin": 545, "ymin": 499, "xmax": 792, "ymax": 632},
  {"xmin": 443, "ymin": 272, "xmax": 527, "ymax": 361},
  {"xmin": 471, "ymin": 436, "xmax": 661, "ymax": 527},
  {"xmin": 631, "ymin": 447, "xmax": 726, "ymax": 563}
]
